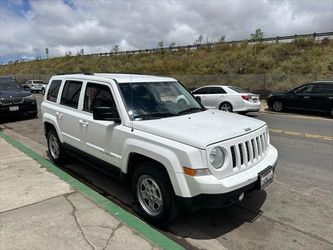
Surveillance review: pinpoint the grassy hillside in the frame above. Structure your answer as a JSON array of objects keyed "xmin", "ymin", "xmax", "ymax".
[{"xmin": 1, "ymin": 38, "xmax": 332, "ymax": 92}]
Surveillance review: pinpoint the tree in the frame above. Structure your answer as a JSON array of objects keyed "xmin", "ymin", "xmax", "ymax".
[
  {"xmin": 219, "ymin": 35, "xmax": 225, "ymax": 43},
  {"xmin": 112, "ymin": 45, "xmax": 119, "ymax": 52},
  {"xmin": 196, "ymin": 34, "xmax": 204, "ymax": 45},
  {"xmin": 158, "ymin": 41, "xmax": 164, "ymax": 49},
  {"xmin": 169, "ymin": 42, "xmax": 176, "ymax": 48},
  {"xmin": 250, "ymin": 29, "xmax": 264, "ymax": 41}
]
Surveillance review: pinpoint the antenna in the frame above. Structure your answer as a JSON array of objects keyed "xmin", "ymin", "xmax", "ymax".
[{"xmin": 130, "ymin": 74, "xmax": 134, "ymax": 132}]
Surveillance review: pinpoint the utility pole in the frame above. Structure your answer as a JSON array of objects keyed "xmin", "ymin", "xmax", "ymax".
[{"xmin": 45, "ymin": 48, "xmax": 49, "ymax": 60}]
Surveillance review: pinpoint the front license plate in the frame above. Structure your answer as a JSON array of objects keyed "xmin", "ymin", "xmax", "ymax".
[
  {"xmin": 9, "ymin": 106, "xmax": 19, "ymax": 111},
  {"xmin": 259, "ymin": 166, "xmax": 274, "ymax": 190}
]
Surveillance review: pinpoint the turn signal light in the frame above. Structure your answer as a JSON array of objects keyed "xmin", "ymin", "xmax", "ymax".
[{"xmin": 183, "ymin": 167, "xmax": 210, "ymax": 176}]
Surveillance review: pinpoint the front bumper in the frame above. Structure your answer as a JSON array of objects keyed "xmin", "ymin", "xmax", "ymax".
[
  {"xmin": 0, "ymin": 100, "xmax": 38, "ymax": 115},
  {"xmin": 176, "ymin": 145, "xmax": 278, "ymax": 206}
]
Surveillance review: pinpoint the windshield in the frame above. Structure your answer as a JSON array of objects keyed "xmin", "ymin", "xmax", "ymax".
[
  {"xmin": 0, "ymin": 78, "xmax": 21, "ymax": 91},
  {"xmin": 119, "ymin": 81, "xmax": 204, "ymax": 120},
  {"xmin": 33, "ymin": 80, "xmax": 45, "ymax": 84}
]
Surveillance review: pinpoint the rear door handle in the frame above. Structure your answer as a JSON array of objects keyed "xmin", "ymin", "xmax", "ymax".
[
  {"xmin": 303, "ymin": 96, "xmax": 310, "ymax": 99},
  {"xmin": 79, "ymin": 119, "xmax": 89, "ymax": 127}
]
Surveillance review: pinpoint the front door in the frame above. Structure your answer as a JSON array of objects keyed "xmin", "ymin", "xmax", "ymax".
[
  {"xmin": 80, "ymin": 81, "xmax": 121, "ymax": 167},
  {"xmin": 288, "ymin": 84, "xmax": 313, "ymax": 110}
]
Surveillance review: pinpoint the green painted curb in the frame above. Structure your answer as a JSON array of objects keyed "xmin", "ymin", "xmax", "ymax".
[{"xmin": 0, "ymin": 130, "xmax": 184, "ymax": 250}]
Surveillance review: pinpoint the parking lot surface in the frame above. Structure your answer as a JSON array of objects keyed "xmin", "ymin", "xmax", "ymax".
[{"xmin": 1, "ymin": 94, "xmax": 332, "ymax": 250}]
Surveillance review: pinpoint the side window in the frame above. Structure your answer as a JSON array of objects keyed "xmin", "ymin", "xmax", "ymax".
[
  {"xmin": 295, "ymin": 85, "xmax": 313, "ymax": 94},
  {"xmin": 47, "ymin": 80, "xmax": 62, "ymax": 102},
  {"xmin": 83, "ymin": 82, "xmax": 115, "ymax": 112},
  {"xmin": 313, "ymin": 84, "xmax": 333, "ymax": 93},
  {"xmin": 209, "ymin": 87, "xmax": 226, "ymax": 94},
  {"xmin": 60, "ymin": 80, "xmax": 82, "ymax": 109},
  {"xmin": 193, "ymin": 87, "xmax": 209, "ymax": 95}
]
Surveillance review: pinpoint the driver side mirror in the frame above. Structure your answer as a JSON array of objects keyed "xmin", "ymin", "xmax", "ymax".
[{"xmin": 93, "ymin": 107, "xmax": 121, "ymax": 123}]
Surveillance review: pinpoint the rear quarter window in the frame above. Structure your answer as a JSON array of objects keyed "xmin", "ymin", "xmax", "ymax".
[{"xmin": 47, "ymin": 80, "xmax": 62, "ymax": 102}]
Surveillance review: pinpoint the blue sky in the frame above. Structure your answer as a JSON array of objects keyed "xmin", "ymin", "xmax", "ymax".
[{"xmin": 0, "ymin": 0, "xmax": 332, "ymax": 64}]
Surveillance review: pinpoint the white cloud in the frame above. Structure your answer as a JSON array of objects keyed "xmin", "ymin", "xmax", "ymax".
[{"xmin": 0, "ymin": 0, "xmax": 332, "ymax": 62}]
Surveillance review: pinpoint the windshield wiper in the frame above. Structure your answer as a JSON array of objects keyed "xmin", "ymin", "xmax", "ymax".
[
  {"xmin": 133, "ymin": 112, "xmax": 176, "ymax": 120},
  {"xmin": 177, "ymin": 107, "xmax": 204, "ymax": 115}
]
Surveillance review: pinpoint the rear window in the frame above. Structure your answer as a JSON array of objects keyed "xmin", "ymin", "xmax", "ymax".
[
  {"xmin": 47, "ymin": 80, "xmax": 62, "ymax": 102},
  {"xmin": 228, "ymin": 86, "xmax": 251, "ymax": 93},
  {"xmin": 60, "ymin": 81, "xmax": 82, "ymax": 109}
]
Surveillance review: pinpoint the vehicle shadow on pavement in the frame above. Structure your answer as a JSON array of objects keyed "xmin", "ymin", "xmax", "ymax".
[
  {"xmin": 48, "ymin": 152, "xmax": 267, "ymax": 243},
  {"xmin": 0, "ymin": 114, "xmax": 38, "ymax": 125},
  {"xmin": 166, "ymin": 191, "xmax": 267, "ymax": 240}
]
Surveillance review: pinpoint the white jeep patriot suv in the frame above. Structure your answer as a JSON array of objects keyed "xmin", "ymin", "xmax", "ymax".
[{"xmin": 41, "ymin": 73, "xmax": 278, "ymax": 223}]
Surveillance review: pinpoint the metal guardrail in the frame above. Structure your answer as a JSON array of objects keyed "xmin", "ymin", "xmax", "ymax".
[
  {"xmin": 3, "ymin": 31, "xmax": 333, "ymax": 65},
  {"xmin": 84, "ymin": 31, "xmax": 333, "ymax": 57}
]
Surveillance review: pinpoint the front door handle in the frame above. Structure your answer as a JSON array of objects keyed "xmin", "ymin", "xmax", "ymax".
[
  {"xmin": 56, "ymin": 112, "xmax": 63, "ymax": 118},
  {"xmin": 79, "ymin": 119, "xmax": 89, "ymax": 127},
  {"xmin": 303, "ymin": 96, "xmax": 310, "ymax": 99}
]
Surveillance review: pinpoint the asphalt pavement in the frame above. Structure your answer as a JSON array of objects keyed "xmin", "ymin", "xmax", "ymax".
[{"xmin": 0, "ymin": 94, "xmax": 332, "ymax": 250}]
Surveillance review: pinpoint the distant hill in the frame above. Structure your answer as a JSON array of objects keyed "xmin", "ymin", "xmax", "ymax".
[{"xmin": 1, "ymin": 38, "xmax": 332, "ymax": 93}]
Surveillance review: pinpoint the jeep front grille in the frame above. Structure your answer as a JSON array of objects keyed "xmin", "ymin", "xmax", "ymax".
[{"xmin": 230, "ymin": 131, "xmax": 268, "ymax": 169}]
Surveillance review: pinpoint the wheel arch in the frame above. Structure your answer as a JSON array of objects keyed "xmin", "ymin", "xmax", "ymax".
[{"xmin": 121, "ymin": 141, "xmax": 190, "ymax": 197}]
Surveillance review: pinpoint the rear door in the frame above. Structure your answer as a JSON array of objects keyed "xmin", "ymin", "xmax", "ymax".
[
  {"xmin": 309, "ymin": 83, "xmax": 333, "ymax": 112},
  {"xmin": 205, "ymin": 86, "xmax": 227, "ymax": 108},
  {"xmin": 57, "ymin": 80, "xmax": 84, "ymax": 150}
]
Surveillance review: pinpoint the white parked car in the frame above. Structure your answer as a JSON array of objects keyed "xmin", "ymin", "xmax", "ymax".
[
  {"xmin": 23, "ymin": 80, "xmax": 47, "ymax": 93},
  {"xmin": 180, "ymin": 85, "xmax": 261, "ymax": 112},
  {"xmin": 42, "ymin": 73, "xmax": 278, "ymax": 223}
]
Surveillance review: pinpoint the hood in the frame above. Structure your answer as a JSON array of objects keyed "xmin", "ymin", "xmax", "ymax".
[
  {"xmin": 0, "ymin": 89, "xmax": 31, "ymax": 98},
  {"xmin": 133, "ymin": 110, "xmax": 266, "ymax": 149}
]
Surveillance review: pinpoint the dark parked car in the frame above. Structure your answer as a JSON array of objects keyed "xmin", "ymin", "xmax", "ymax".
[
  {"xmin": 267, "ymin": 81, "xmax": 333, "ymax": 117},
  {"xmin": 0, "ymin": 76, "xmax": 38, "ymax": 117}
]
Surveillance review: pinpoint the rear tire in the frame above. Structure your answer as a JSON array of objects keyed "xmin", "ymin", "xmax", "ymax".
[
  {"xmin": 131, "ymin": 162, "xmax": 179, "ymax": 224},
  {"xmin": 272, "ymin": 101, "xmax": 284, "ymax": 112},
  {"xmin": 47, "ymin": 129, "xmax": 66, "ymax": 164},
  {"xmin": 219, "ymin": 102, "xmax": 233, "ymax": 112}
]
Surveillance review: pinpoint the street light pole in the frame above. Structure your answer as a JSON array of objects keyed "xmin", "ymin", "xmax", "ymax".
[{"xmin": 45, "ymin": 48, "xmax": 49, "ymax": 60}]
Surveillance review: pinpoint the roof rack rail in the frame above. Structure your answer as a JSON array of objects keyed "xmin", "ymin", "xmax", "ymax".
[{"xmin": 56, "ymin": 72, "xmax": 93, "ymax": 75}]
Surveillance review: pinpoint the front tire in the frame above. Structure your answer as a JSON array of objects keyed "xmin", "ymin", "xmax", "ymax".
[
  {"xmin": 272, "ymin": 101, "xmax": 284, "ymax": 112},
  {"xmin": 47, "ymin": 129, "xmax": 66, "ymax": 164},
  {"xmin": 132, "ymin": 163, "xmax": 179, "ymax": 224}
]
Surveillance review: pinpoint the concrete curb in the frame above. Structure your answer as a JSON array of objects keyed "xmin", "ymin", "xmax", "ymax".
[{"xmin": 0, "ymin": 130, "xmax": 184, "ymax": 250}]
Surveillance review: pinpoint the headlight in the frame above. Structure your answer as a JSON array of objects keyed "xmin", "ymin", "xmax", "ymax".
[
  {"xmin": 23, "ymin": 95, "xmax": 35, "ymax": 100},
  {"xmin": 209, "ymin": 147, "xmax": 225, "ymax": 169}
]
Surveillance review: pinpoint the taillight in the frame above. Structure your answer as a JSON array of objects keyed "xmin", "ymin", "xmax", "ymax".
[{"xmin": 241, "ymin": 95, "xmax": 249, "ymax": 101}]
